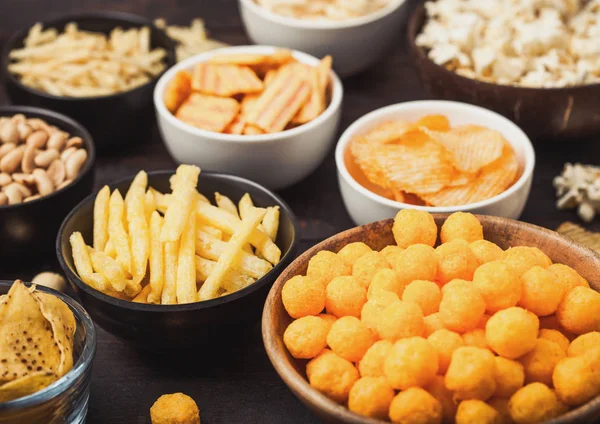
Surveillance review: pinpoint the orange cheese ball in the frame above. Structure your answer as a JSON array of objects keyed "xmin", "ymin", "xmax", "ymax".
[
  {"xmin": 348, "ymin": 377, "xmax": 395, "ymax": 420},
  {"xmin": 472, "ymin": 260, "xmax": 521, "ymax": 313},
  {"xmin": 423, "ymin": 313, "xmax": 444, "ymax": 337},
  {"xmin": 508, "ymin": 383, "xmax": 567, "ymax": 423},
  {"xmin": 318, "ymin": 313, "xmax": 337, "ymax": 331},
  {"xmin": 307, "ymin": 250, "xmax": 351, "ymax": 287},
  {"xmin": 306, "ymin": 349, "xmax": 359, "ymax": 404},
  {"xmin": 402, "ymin": 280, "xmax": 441, "ymax": 316},
  {"xmin": 352, "ymin": 251, "xmax": 391, "ymax": 288},
  {"xmin": 568, "ymin": 332, "xmax": 600, "ymax": 357},
  {"xmin": 368, "ymin": 268, "xmax": 405, "ymax": 300},
  {"xmin": 556, "ymin": 286, "xmax": 600, "ymax": 335},
  {"xmin": 358, "ymin": 340, "xmax": 393, "ymax": 378},
  {"xmin": 494, "ymin": 356, "xmax": 525, "ymax": 398},
  {"xmin": 327, "ymin": 316, "xmax": 376, "ymax": 363},
  {"xmin": 553, "ymin": 347, "xmax": 600, "ymax": 406},
  {"xmin": 380, "ymin": 245, "xmax": 404, "ymax": 264},
  {"xmin": 384, "ymin": 337, "xmax": 438, "ymax": 390},
  {"xmin": 538, "ymin": 329, "xmax": 570, "ymax": 353},
  {"xmin": 487, "ymin": 397, "xmax": 512, "ymax": 424},
  {"xmin": 486, "ymin": 307, "xmax": 539, "ymax": 359},
  {"xmin": 519, "ymin": 338, "xmax": 566, "ymax": 386},
  {"xmin": 325, "ymin": 276, "xmax": 367, "ymax": 318},
  {"xmin": 478, "ymin": 314, "xmax": 492, "ymax": 330},
  {"xmin": 361, "ymin": 291, "xmax": 400, "ymax": 332},
  {"xmin": 439, "ymin": 286, "xmax": 486, "ymax": 333},
  {"xmin": 392, "ymin": 209, "xmax": 438, "ymax": 248},
  {"xmin": 470, "ymin": 240, "xmax": 504, "ymax": 265},
  {"xmin": 376, "ymin": 301, "xmax": 425, "ymax": 342},
  {"xmin": 388, "ymin": 387, "xmax": 443, "ymax": 424},
  {"xmin": 440, "ymin": 278, "xmax": 471, "ymax": 295},
  {"xmin": 502, "ymin": 246, "xmax": 552, "ymax": 277},
  {"xmin": 427, "ymin": 329, "xmax": 464, "ymax": 374},
  {"xmin": 519, "ymin": 266, "xmax": 565, "ymax": 317},
  {"xmin": 538, "ymin": 314, "xmax": 575, "ymax": 339},
  {"xmin": 284, "ymin": 316, "xmax": 330, "ymax": 359},
  {"xmin": 282, "ymin": 275, "xmax": 326, "ymax": 319},
  {"xmin": 455, "ymin": 400, "xmax": 501, "ymax": 424},
  {"xmin": 425, "ymin": 375, "xmax": 458, "ymax": 423},
  {"xmin": 547, "ymin": 263, "xmax": 590, "ymax": 292},
  {"xmin": 445, "ymin": 346, "xmax": 497, "ymax": 401},
  {"xmin": 440, "ymin": 212, "xmax": 484, "ymax": 244},
  {"xmin": 463, "ymin": 329, "xmax": 490, "ymax": 350},
  {"xmin": 435, "ymin": 239, "xmax": 479, "ymax": 284},
  {"xmin": 337, "ymin": 242, "xmax": 372, "ymax": 264},
  {"xmin": 391, "ymin": 244, "xmax": 439, "ymax": 286}
]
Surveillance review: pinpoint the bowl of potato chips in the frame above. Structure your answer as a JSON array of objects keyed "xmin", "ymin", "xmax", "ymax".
[{"xmin": 335, "ymin": 100, "xmax": 535, "ymax": 225}]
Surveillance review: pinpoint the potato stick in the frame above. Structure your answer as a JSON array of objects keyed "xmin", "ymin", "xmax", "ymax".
[
  {"xmin": 197, "ymin": 224, "xmax": 222, "ymax": 239},
  {"xmin": 132, "ymin": 284, "xmax": 152, "ymax": 303},
  {"xmin": 215, "ymin": 192, "xmax": 240, "ymax": 218},
  {"xmin": 70, "ymin": 231, "xmax": 95, "ymax": 284},
  {"xmin": 108, "ymin": 190, "xmax": 132, "ymax": 274},
  {"xmin": 89, "ymin": 248, "xmax": 128, "ymax": 292},
  {"xmin": 161, "ymin": 240, "xmax": 179, "ymax": 304},
  {"xmin": 144, "ymin": 190, "xmax": 156, "ymax": 225},
  {"xmin": 104, "ymin": 239, "xmax": 116, "ymax": 259},
  {"xmin": 126, "ymin": 178, "xmax": 150, "ymax": 284},
  {"xmin": 238, "ymin": 193, "xmax": 267, "ymax": 233},
  {"xmin": 147, "ymin": 212, "xmax": 164, "ymax": 304},
  {"xmin": 176, "ymin": 211, "xmax": 197, "ymax": 304},
  {"xmin": 195, "ymin": 256, "xmax": 255, "ymax": 292},
  {"xmin": 93, "ymin": 186, "xmax": 110, "ymax": 251},
  {"xmin": 198, "ymin": 208, "xmax": 266, "ymax": 300},
  {"xmin": 88, "ymin": 272, "xmax": 111, "ymax": 292},
  {"xmin": 160, "ymin": 165, "xmax": 200, "ymax": 242},
  {"xmin": 152, "ymin": 189, "xmax": 169, "ymax": 213},
  {"xmin": 125, "ymin": 171, "xmax": 148, "ymax": 207},
  {"xmin": 262, "ymin": 206, "xmax": 280, "ymax": 241}
]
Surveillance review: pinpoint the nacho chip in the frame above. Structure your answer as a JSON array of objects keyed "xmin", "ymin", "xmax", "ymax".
[
  {"xmin": 164, "ymin": 70, "xmax": 191, "ymax": 113},
  {"xmin": 176, "ymin": 93, "xmax": 239, "ymax": 133},
  {"xmin": 0, "ymin": 372, "xmax": 57, "ymax": 402}
]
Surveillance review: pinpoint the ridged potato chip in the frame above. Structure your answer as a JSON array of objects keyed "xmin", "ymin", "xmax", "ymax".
[{"xmin": 175, "ymin": 93, "xmax": 239, "ymax": 133}]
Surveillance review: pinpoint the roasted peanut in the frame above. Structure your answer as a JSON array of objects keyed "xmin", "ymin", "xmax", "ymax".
[
  {"xmin": 47, "ymin": 159, "xmax": 66, "ymax": 186},
  {"xmin": 0, "ymin": 121, "xmax": 19, "ymax": 144},
  {"xmin": 0, "ymin": 143, "xmax": 15, "ymax": 160},
  {"xmin": 21, "ymin": 144, "xmax": 38, "ymax": 174},
  {"xmin": 10, "ymin": 114, "xmax": 26, "ymax": 125},
  {"xmin": 61, "ymin": 147, "xmax": 77, "ymax": 161},
  {"xmin": 9, "ymin": 181, "xmax": 32, "ymax": 197},
  {"xmin": 12, "ymin": 173, "xmax": 35, "ymax": 185},
  {"xmin": 34, "ymin": 149, "xmax": 59, "ymax": 168},
  {"xmin": 26, "ymin": 130, "xmax": 49, "ymax": 149},
  {"xmin": 0, "ymin": 145, "xmax": 26, "ymax": 174},
  {"xmin": 47, "ymin": 132, "xmax": 67, "ymax": 151},
  {"xmin": 27, "ymin": 118, "xmax": 50, "ymax": 132},
  {"xmin": 66, "ymin": 136, "xmax": 83, "ymax": 148},
  {"xmin": 33, "ymin": 169, "xmax": 54, "ymax": 196},
  {"xmin": 17, "ymin": 123, "xmax": 32, "ymax": 141},
  {"xmin": 66, "ymin": 149, "xmax": 87, "ymax": 179},
  {"xmin": 3, "ymin": 183, "xmax": 23, "ymax": 204},
  {"xmin": 32, "ymin": 272, "xmax": 67, "ymax": 292},
  {"xmin": 0, "ymin": 173, "xmax": 11, "ymax": 187},
  {"xmin": 0, "ymin": 192, "xmax": 7, "ymax": 206},
  {"xmin": 24, "ymin": 194, "xmax": 41, "ymax": 202}
]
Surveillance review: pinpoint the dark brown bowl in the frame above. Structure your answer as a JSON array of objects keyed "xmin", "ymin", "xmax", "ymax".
[
  {"xmin": 262, "ymin": 215, "xmax": 600, "ymax": 424},
  {"xmin": 407, "ymin": 5, "xmax": 600, "ymax": 142}
]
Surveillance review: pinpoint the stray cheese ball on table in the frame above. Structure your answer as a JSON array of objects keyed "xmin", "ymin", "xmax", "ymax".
[{"xmin": 150, "ymin": 393, "xmax": 200, "ymax": 424}]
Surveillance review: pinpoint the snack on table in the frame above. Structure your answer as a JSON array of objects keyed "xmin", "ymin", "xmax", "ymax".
[
  {"xmin": 281, "ymin": 210, "xmax": 600, "ymax": 422},
  {"xmin": 557, "ymin": 221, "xmax": 600, "ymax": 253},
  {"xmin": 164, "ymin": 50, "xmax": 332, "ymax": 135},
  {"xmin": 346, "ymin": 115, "xmax": 519, "ymax": 206},
  {"xmin": 154, "ymin": 18, "xmax": 228, "ymax": 62},
  {"xmin": 554, "ymin": 163, "xmax": 600, "ymax": 222},
  {"xmin": 150, "ymin": 392, "xmax": 200, "ymax": 424},
  {"xmin": 254, "ymin": 0, "xmax": 393, "ymax": 21},
  {"xmin": 0, "ymin": 280, "xmax": 75, "ymax": 402},
  {"xmin": 8, "ymin": 22, "xmax": 167, "ymax": 97},
  {"xmin": 416, "ymin": 0, "xmax": 600, "ymax": 88},
  {"xmin": 0, "ymin": 114, "xmax": 88, "ymax": 205},
  {"xmin": 69, "ymin": 164, "xmax": 281, "ymax": 304}
]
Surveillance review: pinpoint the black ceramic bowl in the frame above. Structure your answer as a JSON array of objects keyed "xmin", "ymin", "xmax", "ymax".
[
  {"xmin": 0, "ymin": 106, "xmax": 95, "ymax": 267},
  {"xmin": 1, "ymin": 11, "xmax": 176, "ymax": 152},
  {"xmin": 56, "ymin": 171, "xmax": 299, "ymax": 349}
]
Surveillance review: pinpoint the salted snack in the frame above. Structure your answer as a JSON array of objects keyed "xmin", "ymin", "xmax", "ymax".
[
  {"xmin": 8, "ymin": 22, "xmax": 167, "ymax": 97},
  {"xmin": 254, "ymin": 0, "xmax": 393, "ymax": 21},
  {"xmin": 164, "ymin": 50, "xmax": 332, "ymax": 135},
  {"xmin": 0, "ymin": 114, "xmax": 88, "ymax": 205},
  {"xmin": 281, "ymin": 210, "xmax": 600, "ymax": 422},
  {"xmin": 554, "ymin": 163, "xmax": 600, "ymax": 222},
  {"xmin": 346, "ymin": 115, "xmax": 519, "ymax": 206},
  {"xmin": 0, "ymin": 280, "xmax": 76, "ymax": 402},
  {"xmin": 69, "ymin": 165, "xmax": 281, "ymax": 304},
  {"xmin": 150, "ymin": 392, "xmax": 201, "ymax": 424},
  {"xmin": 154, "ymin": 18, "xmax": 227, "ymax": 62}
]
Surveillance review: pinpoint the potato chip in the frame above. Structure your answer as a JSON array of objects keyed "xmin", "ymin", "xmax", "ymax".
[
  {"xmin": 175, "ymin": 93, "xmax": 239, "ymax": 133},
  {"xmin": 415, "ymin": 115, "xmax": 451, "ymax": 132},
  {"xmin": 164, "ymin": 70, "xmax": 191, "ymax": 113},
  {"xmin": 191, "ymin": 62, "xmax": 220, "ymax": 94},
  {"xmin": 293, "ymin": 58, "xmax": 330, "ymax": 124},
  {"xmin": 216, "ymin": 65, "xmax": 263, "ymax": 96},
  {"xmin": 224, "ymin": 115, "xmax": 246, "ymax": 135},
  {"xmin": 243, "ymin": 124, "xmax": 265, "ymax": 135}
]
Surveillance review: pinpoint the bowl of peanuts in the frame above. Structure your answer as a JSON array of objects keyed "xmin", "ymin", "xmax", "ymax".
[{"xmin": 0, "ymin": 106, "xmax": 95, "ymax": 265}]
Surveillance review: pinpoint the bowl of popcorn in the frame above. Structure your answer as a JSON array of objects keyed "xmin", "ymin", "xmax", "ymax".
[
  {"xmin": 238, "ymin": 0, "xmax": 410, "ymax": 77},
  {"xmin": 408, "ymin": 0, "xmax": 600, "ymax": 141},
  {"xmin": 263, "ymin": 210, "xmax": 600, "ymax": 423}
]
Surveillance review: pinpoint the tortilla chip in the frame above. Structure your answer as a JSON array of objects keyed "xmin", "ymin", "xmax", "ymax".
[{"xmin": 0, "ymin": 371, "xmax": 57, "ymax": 402}]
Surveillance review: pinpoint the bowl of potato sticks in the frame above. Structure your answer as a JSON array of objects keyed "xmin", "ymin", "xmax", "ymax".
[
  {"xmin": 335, "ymin": 100, "xmax": 535, "ymax": 225},
  {"xmin": 408, "ymin": 0, "xmax": 600, "ymax": 141},
  {"xmin": 154, "ymin": 45, "xmax": 343, "ymax": 190},
  {"xmin": 57, "ymin": 165, "xmax": 299, "ymax": 348},
  {"xmin": 0, "ymin": 279, "xmax": 96, "ymax": 424},
  {"xmin": 239, "ymin": 0, "xmax": 409, "ymax": 77},
  {"xmin": 1, "ymin": 11, "xmax": 176, "ymax": 151},
  {"xmin": 263, "ymin": 210, "xmax": 600, "ymax": 423}
]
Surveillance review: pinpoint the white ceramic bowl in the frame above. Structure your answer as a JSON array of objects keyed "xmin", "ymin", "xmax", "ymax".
[
  {"xmin": 335, "ymin": 101, "xmax": 536, "ymax": 225},
  {"xmin": 154, "ymin": 45, "xmax": 343, "ymax": 190},
  {"xmin": 239, "ymin": 0, "xmax": 409, "ymax": 77}
]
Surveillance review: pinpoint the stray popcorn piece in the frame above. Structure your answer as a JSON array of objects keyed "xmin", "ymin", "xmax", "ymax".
[
  {"xmin": 554, "ymin": 163, "xmax": 600, "ymax": 222},
  {"xmin": 155, "ymin": 18, "xmax": 228, "ymax": 62},
  {"xmin": 150, "ymin": 392, "xmax": 200, "ymax": 424}
]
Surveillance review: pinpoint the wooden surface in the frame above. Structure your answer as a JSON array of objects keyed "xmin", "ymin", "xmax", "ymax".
[{"xmin": 1, "ymin": 0, "xmax": 600, "ymax": 423}]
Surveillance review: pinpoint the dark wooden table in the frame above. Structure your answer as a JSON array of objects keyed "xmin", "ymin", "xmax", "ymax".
[{"xmin": 2, "ymin": 1, "xmax": 600, "ymax": 423}]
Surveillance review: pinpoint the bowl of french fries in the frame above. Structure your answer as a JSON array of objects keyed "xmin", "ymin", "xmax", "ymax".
[
  {"xmin": 154, "ymin": 45, "xmax": 343, "ymax": 190},
  {"xmin": 1, "ymin": 11, "xmax": 176, "ymax": 151},
  {"xmin": 56, "ymin": 166, "xmax": 299, "ymax": 348}
]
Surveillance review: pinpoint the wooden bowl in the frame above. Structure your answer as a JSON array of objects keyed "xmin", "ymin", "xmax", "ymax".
[
  {"xmin": 262, "ymin": 215, "xmax": 600, "ymax": 424},
  {"xmin": 407, "ymin": 5, "xmax": 600, "ymax": 142}
]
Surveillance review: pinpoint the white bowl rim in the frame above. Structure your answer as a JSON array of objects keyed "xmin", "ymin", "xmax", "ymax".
[
  {"xmin": 153, "ymin": 45, "xmax": 343, "ymax": 145},
  {"xmin": 335, "ymin": 100, "xmax": 536, "ymax": 213},
  {"xmin": 239, "ymin": 0, "xmax": 407, "ymax": 30}
]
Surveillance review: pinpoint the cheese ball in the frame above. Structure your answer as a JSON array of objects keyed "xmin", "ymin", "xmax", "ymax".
[
  {"xmin": 352, "ymin": 251, "xmax": 391, "ymax": 288},
  {"xmin": 470, "ymin": 240, "xmax": 504, "ymax": 265},
  {"xmin": 493, "ymin": 356, "xmax": 525, "ymax": 398},
  {"xmin": 368, "ymin": 268, "xmax": 405, "ymax": 299},
  {"xmin": 425, "ymin": 375, "xmax": 458, "ymax": 423},
  {"xmin": 556, "ymin": 286, "xmax": 600, "ymax": 335},
  {"xmin": 338, "ymin": 242, "xmax": 372, "ymax": 264},
  {"xmin": 319, "ymin": 313, "xmax": 337, "ymax": 331},
  {"xmin": 435, "ymin": 239, "xmax": 479, "ymax": 284},
  {"xmin": 358, "ymin": 340, "xmax": 393, "ymax": 378},
  {"xmin": 392, "ymin": 244, "xmax": 438, "ymax": 286},
  {"xmin": 325, "ymin": 276, "xmax": 367, "ymax": 318},
  {"xmin": 282, "ymin": 275, "xmax": 326, "ymax": 318},
  {"xmin": 488, "ymin": 397, "xmax": 512, "ymax": 424},
  {"xmin": 547, "ymin": 263, "xmax": 590, "ymax": 293},
  {"xmin": 361, "ymin": 291, "xmax": 399, "ymax": 332},
  {"xmin": 306, "ymin": 349, "xmax": 359, "ymax": 403},
  {"xmin": 384, "ymin": 337, "xmax": 438, "ymax": 390},
  {"xmin": 539, "ymin": 329, "xmax": 570, "ymax": 353},
  {"xmin": 472, "ymin": 261, "xmax": 521, "ymax": 313},
  {"xmin": 389, "ymin": 388, "xmax": 443, "ymax": 424},
  {"xmin": 150, "ymin": 393, "xmax": 200, "ymax": 424},
  {"xmin": 519, "ymin": 266, "xmax": 564, "ymax": 317},
  {"xmin": 327, "ymin": 316, "xmax": 376, "ymax": 362},
  {"xmin": 440, "ymin": 278, "xmax": 471, "ymax": 295},
  {"xmin": 428, "ymin": 329, "xmax": 464, "ymax": 374},
  {"xmin": 439, "ymin": 286, "xmax": 486, "ymax": 333},
  {"xmin": 381, "ymin": 245, "xmax": 404, "ymax": 264},
  {"xmin": 568, "ymin": 332, "xmax": 600, "ymax": 357},
  {"xmin": 402, "ymin": 280, "xmax": 441, "ymax": 316},
  {"xmin": 348, "ymin": 377, "xmax": 395, "ymax": 419},
  {"xmin": 486, "ymin": 307, "xmax": 539, "ymax": 359},
  {"xmin": 478, "ymin": 314, "xmax": 491, "ymax": 330},
  {"xmin": 440, "ymin": 212, "xmax": 484, "ymax": 244},
  {"xmin": 502, "ymin": 246, "xmax": 552, "ymax": 277},
  {"xmin": 376, "ymin": 301, "xmax": 425, "ymax": 342},
  {"xmin": 508, "ymin": 383, "xmax": 567, "ymax": 423},
  {"xmin": 445, "ymin": 346, "xmax": 496, "ymax": 401},
  {"xmin": 284, "ymin": 316, "xmax": 330, "ymax": 359},
  {"xmin": 307, "ymin": 250, "xmax": 351, "ymax": 287},
  {"xmin": 519, "ymin": 339, "xmax": 566, "ymax": 386},
  {"xmin": 463, "ymin": 329, "xmax": 490, "ymax": 350},
  {"xmin": 392, "ymin": 209, "xmax": 438, "ymax": 248},
  {"xmin": 423, "ymin": 313, "xmax": 444, "ymax": 337},
  {"xmin": 455, "ymin": 400, "xmax": 501, "ymax": 424},
  {"xmin": 553, "ymin": 347, "xmax": 600, "ymax": 406}
]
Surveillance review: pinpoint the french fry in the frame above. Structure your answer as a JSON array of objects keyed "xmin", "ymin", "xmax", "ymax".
[
  {"xmin": 161, "ymin": 240, "xmax": 179, "ymax": 304},
  {"xmin": 93, "ymin": 186, "xmax": 110, "ymax": 251},
  {"xmin": 262, "ymin": 206, "xmax": 280, "ymax": 241},
  {"xmin": 132, "ymin": 284, "xmax": 152, "ymax": 303},
  {"xmin": 89, "ymin": 248, "xmax": 128, "ymax": 292},
  {"xmin": 195, "ymin": 256, "xmax": 255, "ymax": 293},
  {"xmin": 108, "ymin": 190, "xmax": 132, "ymax": 274},
  {"xmin": 126, "ymin": 171, "xmax": 150, "ymax": 284},
  {"xmin": 152, "ymin": 189, "xmax": 169, "ymax": 214},
  {"xmin": 104, "ymin": 239, "xmax": 116, "ymax": 259},
  {"xmin": 88, "ymin": 272, "xmax": 111, "ymax": 293},
  {"xmin": 215, "ymin": 192, "xmax": 240, "ymax": 218},
  {"xmin": 238, "ymin": 193, "xmax": 267, "ymax": 231},
  {"xmin": 125, "ymin": 171, "xmax": 148, "ymax": 206},
  {"xmin": 147, "ymin": 212, "xmax": 165, "ymax": 304},
  {"xmin": 70, "ymin": 231, "xmax": 94, "ymax": 284},
  {"xmin": 160, "ymin": 164, "xmax": 200, "ymax": 242},
  {"xmin": 197, "ymin": 224, "xmax": 222, "ymax": 239},
  {"xmin": 144, "ymin": 190, "xmax": 156, "ymax": 224},
  {"xmin": 176, "ymin": 211, "xmax": 197, "ymax": 304}
]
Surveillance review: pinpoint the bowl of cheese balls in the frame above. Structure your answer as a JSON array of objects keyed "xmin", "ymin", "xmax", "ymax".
[{"xmin": 263, "ymin": 210, "xmax": 600, "ymax": 423}]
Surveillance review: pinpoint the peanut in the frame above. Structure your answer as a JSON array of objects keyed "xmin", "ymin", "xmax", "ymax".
[
  {"xmin": 66, "ymin": 136, "xmax": 83, "ymax": 148},
  {"xmin": 0, "ymin": 121, "xmax": 19, "ymax": 144},
  {"xmin": 0, "ymin": 145, "xmax": 26, "ymax": 174},
  {"xmin": 12, "ymin": 173, "xmax": 35, "ymax": 185},
  {"xmin": 47, "ymin": 159, "xmax": 66, "ymax": 186},
  {"xmin": 66, "ymin": 149, "xmax": 87, "ymax": 179},
  {"xmin": 0, "ymin": 173, "xmax": 11, "ymax": 187},
  {"xmin": 34, "ymin": 149, "xmax": 59, "ymax": 168},
  {"xmin": 61, "ymin": 147, "xmax": 77, "ymax": 161},
  {"xmin": 26, "ymin": 130, "xmax": 49, "ymax": 149},
  {"xmin": 17, "ymin": 123, "xmax": 32, "ymax": 141},
  {"xmin": 0, "ymin": 143, "xmax": 15, "ymax": 160},
  {"xmin": 8, "ymin": 181, "xmax": 32, "ymax": 198},
  {"xmin": 0, "ymin": 192, "xmax": 7, "ymax": 205},
  {"xmin": 21, "ymin": 144, "xmax": 38, "ymax": 174},
  {"xmin": 24, "ymin": 194, "xmax": 41, "ymax": 202},
  {"xmin": 33, "ymin": 169, "xmax": 54, "ymax": 196},
  {"xmin": 3, "ymin": 183, "xmax": 23, "ymax": 204},
  {"xmin": 47, "ymin": 132, "xmax": 67, "ymax": 151},
  {"xmin": 10, "ymin": 114, "xmax": 26, "ymax": 125},
  {"xmin": 32, "ymin": 272, "xmax": 67, "ymax": 292}
]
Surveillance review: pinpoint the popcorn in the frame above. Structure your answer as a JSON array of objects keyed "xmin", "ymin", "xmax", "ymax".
[{"xmin": 554, "ymin": 163, "xmax": 600, "ymax": 222}]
